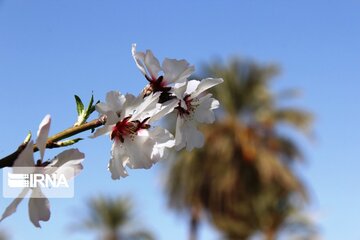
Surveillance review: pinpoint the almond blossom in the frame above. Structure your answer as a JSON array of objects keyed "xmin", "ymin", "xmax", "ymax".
[
  {"xmin": 173, "ymin": 78, "xmax": 224, "ymax": 151},
  {"xmin": 0, "ymin": 115, "xmax": 84, "ymax": 227},
  {"xmin": 92, "ymin": 91, "xmax": 175, "ymax": 179},
  {"xmin": 132, "ymin": 44, "xmax": 194, "ymax": 102}
]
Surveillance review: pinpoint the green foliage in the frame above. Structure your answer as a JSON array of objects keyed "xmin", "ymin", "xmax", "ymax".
[
  {"xmin": 74, "ymin": 94, "xmax": 100, "ymax": 127},
  {"xmin": 75, "ymin": 95, "xmax": 85, "ymax": 116}
]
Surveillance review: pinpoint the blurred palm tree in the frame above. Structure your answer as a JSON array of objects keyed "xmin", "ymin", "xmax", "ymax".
[
  {"xmin": 278, "ymin": 210, "xmax": 320, "ymax": 240},
  {"xmin": 76, "ymin": 195, "xmax": 154, "ymax": 240},
  {"xmin": 166, "ymin": 59, "xmax": 313, "ymax": 240}
]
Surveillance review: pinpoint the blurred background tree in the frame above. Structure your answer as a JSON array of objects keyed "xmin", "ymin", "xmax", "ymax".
[
  {"xmin": 75, "ymin": 195, "xmax": 154, "ymax": 240},
  {"xmin": 165, "ymin": 58, "xmax": 314, "ymax": 240}
]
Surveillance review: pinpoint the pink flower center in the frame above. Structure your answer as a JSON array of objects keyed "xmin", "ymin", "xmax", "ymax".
[
  {"xmin": 111, "ymin": 116, "xmax": 150, "ymax": 143},
  {"xmin": 176, "ymin": 95, "xmax": 195, "ymax": 117},
  {"xmin": 143, "ymin": 75, "xmax": 172, "ymax": 103}
]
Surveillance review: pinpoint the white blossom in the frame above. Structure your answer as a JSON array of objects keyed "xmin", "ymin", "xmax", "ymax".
[
  {"xmin": 0, "ymin": 115, "xmax": 84, "ymax": 227},
  {"xmin": 92, "ymin": 91, "xmax": 175, "ymax": 179},
  {"xmin": 173, "ymin": 78, "xmax": 223, "ymax": 151},
  {"xmin": 132, "ymin": 44, "xmax": 194, "ymax": 98}
]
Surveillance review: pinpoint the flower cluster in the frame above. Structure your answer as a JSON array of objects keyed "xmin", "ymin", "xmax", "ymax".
[
  {"xmin": 92, "ymin": 44, "xmax": 223, "ymax": 179},
  {"xmin": 0, "ymin": 44, "xmax": 222, "ymax": 227}
]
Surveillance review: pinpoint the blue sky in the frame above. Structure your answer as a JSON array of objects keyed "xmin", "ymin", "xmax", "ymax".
[{"xmin": 0, "ymin": 1, "xmax": 360, "ymax": 239}]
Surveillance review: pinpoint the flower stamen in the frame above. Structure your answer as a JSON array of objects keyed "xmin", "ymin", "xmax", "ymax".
[{"xmin": 111, "ymin": 116, "xmax": 151, "ymax": 143}]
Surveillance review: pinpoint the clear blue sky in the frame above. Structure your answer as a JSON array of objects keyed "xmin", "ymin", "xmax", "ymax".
[{"xmin": 0, "ymin": 1, "xmax": 360, "ymax": 239}]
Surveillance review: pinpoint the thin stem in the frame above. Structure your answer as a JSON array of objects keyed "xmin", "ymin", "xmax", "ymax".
[{"xmin": 0, "ymin": 117, "xmax": 106, "ymax": 168}]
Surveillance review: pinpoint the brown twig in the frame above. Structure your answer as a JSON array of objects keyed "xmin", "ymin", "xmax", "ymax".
[{"xmin": 0, "ymin": 117, "xmax": 106, "ymax": 168}]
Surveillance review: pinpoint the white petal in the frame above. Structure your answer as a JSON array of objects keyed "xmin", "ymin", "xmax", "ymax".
[
  {"xmin": 150, "ymin": 127, "xmax": 175, "ymax": 160},
  {"xmin": 95, "ymin": 92, "xmax": 126, "ymax": 125},
  {"xmin": 45, "ymin": 149, "xmax": 84, "ymax": 178},
  {"xmin": 184, "ymin": 122, "xmax": 204, "ymax": 151},
  {"xmin": 13, "ymin": 140, "xmax": 35, "ymax": 174},
  {"xmin": 185, "ymin": 80, "xmax": 201, "ymax": 96},
  {"xmin": 162, "ymin": 58, "xmax": 194, "ymax": 85},
  {"xmin": 105, "ymin": 91, "xmax": 126, "ymax": 113},
  {"xmin": 53, "ymin": 148, "xmax": 84, "ymax": 165},
  {"xmin": 132, "ymin": 44, "xmax": 161, "ymax": 81},
  {"xmin": 0, "ymin": 188, "xmax": 30, "ymax": 222},
  {"xmin": 123, "ymin": 133, "xmax": 155, "ymax": 169},
  {"xmin": 175, "ymin": 117, "xmax": 204, "ymax": 151},
  {"xmin": 124, "ymin": 93, "xmax": 137, "ymax": 105},
  {"xmin": 173, "ymin": 81, "xmax": 188, "ymax": 100},
  {"xmin": 109, "ymin": 141, "xmax": 129, "ymax": 179},
  {"xmin": 149, "ymin": 99, "xmax": 178, "ymax": 123},
  {"xmin": 194, "ymin": 94, "xmax": 219, "ymax": 124},
  {"xmin": 175, "ymin": 117, "xmax": 185, "ymax": 151},
  {"xmin": 95, "ymin": 103, "xmax": 121, "ymax": 126},
  {"xmin": 108, "ymin": 157, "xmax": 129, "ymax": 180},
  {"xmin": 28, "ymin": 188, "xmax": 51, "ymax": 228},
  {"xmin": 36, "ymin": 115, "xmax": 51, "ymax": 161},
  {"xmin": 122, "ymin": 93, "xmax": 143, "ymax": 118},
  {"xmin": 132, "ymin": 43, "xmax": 147, "ymax": 76},
  {"xmin": 144, "ymin": 50, "xmax": 161, "ymax": 80},
  {"xmin": 129, "ymin": 92, "xmax": 160, "ymax": 120},
  {"xmin": 50, "ymin": 163, "xmax": 83, "ymax": 181},
  {"xmin": 95, "ymin": 102, "xmax": 110, "ymax": 115},
  {"xmin": 107, "ymin": 111, "xmax": 121, "ymax": 125},
  {"xmin": 191, "ymin": 78, "xmax": 223, "ymax": 98},
  {"xmin": 210, "ymin": 98, "xmax": 220, "ymax": 110}
]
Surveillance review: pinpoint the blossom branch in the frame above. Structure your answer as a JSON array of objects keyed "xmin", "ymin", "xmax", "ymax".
[{"xmin": 0, "ymin": 116, "xmax": 106, "ymax": 168}]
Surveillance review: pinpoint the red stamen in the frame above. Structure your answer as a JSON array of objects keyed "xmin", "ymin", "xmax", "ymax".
[{"xmin": 111, "ymin": 116, "xmax": 151, "ymax": 142}]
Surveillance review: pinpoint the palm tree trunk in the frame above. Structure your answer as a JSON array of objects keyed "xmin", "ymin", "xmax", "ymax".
[{"xmin": 189, "ymin": 206, "xmax": 200, "ymax": 240}]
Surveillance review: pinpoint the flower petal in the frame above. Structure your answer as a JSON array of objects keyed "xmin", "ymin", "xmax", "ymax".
[
  {"xmin": 150, "ymin": 127, "xmax": 175, "ymax": 160},
  {"xmin": 175, "ymin": 117, "xmax": 185, "ymax": 150},
  {"xmin": 185, "ymin": 80, "xmax": 201, "ymax": 96},
  {"xmin": 108, "ymin": 158, "xmax": 128, "ymax": 180},
  {"xmin": 191, "ymin": 78, "xmax": 223, "ymax": 98},
  {"xmin": 144, "ymin": 50, "xmax": 161, "ymax": 80},
  {"xmin": 175, "ymin": 117, "xmax": 204, "ymax": 151},
  {"xmin": 36, "ymin": 115, "xmax": 51, "ymax": 161},
  {"xmin": 132, "ymin": 43, "xmax": 147, "ymax": 76},
  {"xmin": 105, "ymin": 91, "xmax": 126, "ymax": 113},
  {"xmin": 45, "ymin": 149, "xmax": 84, "ymax": 179},
  {"xmin": 173, "ymin": 81, "xmax": 187, "ymax": 99},
  {"xmin": 122, "ymin": 93, "xmax": 142, "ymax": 118},
  {"xmin": 149, "ymin": 99, "xmax": 178, "ymax": 123},
  {"xmin": 132, "ymin": 44, "xmax": 161, "ymax": 81},
  {"xmin": 109, "ymin": 141, "xmax": 129, "ymax": 179},
  {"xmin": 162, "ymin": 58, "xmax": 194, "ymax": 85},
  {"xmin": 194, "ymin": 94, "xmax": 219, "ymax": 124},
  {"xmin": 94, "ymin": 102, "xmax": 110, "ymax": 115},
  {"xmin": 123, "ymin": 133, "xmax": 154, "ymax": 169},
  {"xmin": 129, "ymin": 92, "xmax": 160, "ymax": 120},
  {"xmin": 13, "ymin": 140, "xmax": 35, "ymax": 174},
  {"xmin": 0, "ymin": 188, "xmax": 29, "ymax": 222},
  {"xmin": 28, "ymin": 188, "xmax": 51, "ymax": 228}
]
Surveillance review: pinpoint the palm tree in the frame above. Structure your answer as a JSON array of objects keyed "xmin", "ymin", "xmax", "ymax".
[
  {"xmin": 278, "ymin": 210, "xmax": 320, "ymax": 240},
  {"xmin": 166, "ymin": 58, "xmax": 313, "ymax": 240},
  {"xmin": 76, "ymin": 195, "xmax": 154, "ymax": 240}
]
